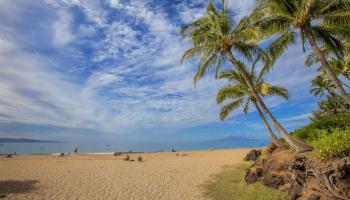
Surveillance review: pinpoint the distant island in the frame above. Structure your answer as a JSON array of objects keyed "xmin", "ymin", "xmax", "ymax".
[{"xmin": 0, "ymin": 138, "xmax": 60, "ymax": 143}]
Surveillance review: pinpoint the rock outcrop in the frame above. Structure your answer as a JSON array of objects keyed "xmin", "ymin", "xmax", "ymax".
[
  {"xmin": 244, "ymin": 149, "xmax": 262, "ymax": 161},
  {"xmin": 244, "ymin": 148, "xmax": 350, "ymax": 200}
]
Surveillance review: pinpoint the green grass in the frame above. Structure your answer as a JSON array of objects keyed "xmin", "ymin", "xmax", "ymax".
[{"xmin": 202, "ymin": 164, "xmax": 288, "ymax": 200}]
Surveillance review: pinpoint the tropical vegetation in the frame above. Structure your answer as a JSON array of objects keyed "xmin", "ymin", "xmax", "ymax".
[
  {"xmin": 291, "ymin": 113, "xmax": 350, "ymax": 158},
  {"xmin": 181, "ymin": 0, "xmax": 350, "ymax": 156},
  {"xmin": 181, "ymin": 0, "xmax": 312, "ymax": 152},
  {"xmin": 250, "ymin": 0, "xmax": 350, "ymax": 104}
]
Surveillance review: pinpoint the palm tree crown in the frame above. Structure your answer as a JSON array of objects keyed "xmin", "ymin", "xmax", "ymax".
[
  {"xmin": 217, "ymin": 63, "xmax": 288, "ymax": 120},
  {"xmin": 216, "ymin": 63, "xmax": 288, "ymax": 148},
  {"xmin": 251, "ymin": 0, "xmax": 350, "ymax": 103},
  {"xmin": 181, "ymin": 1, "xmax": 262, "ymax": 83},
  {"xmin": 310, "ymin": 75, "xmax": 336, "ymax": 97}
]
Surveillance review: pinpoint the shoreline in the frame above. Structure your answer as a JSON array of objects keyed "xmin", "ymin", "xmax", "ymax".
[{"xmin": 1, "ymin": 146, "xmax": 258, "ymax": 156}]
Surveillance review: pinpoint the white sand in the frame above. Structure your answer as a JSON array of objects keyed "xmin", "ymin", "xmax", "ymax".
[{"xmin": 0, "ymin": 148, "xmax": 249, "ymax": 200}]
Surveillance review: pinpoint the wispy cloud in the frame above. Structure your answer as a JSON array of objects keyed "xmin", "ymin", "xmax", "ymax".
[{"xmin": 52, "ymin": 10, "xmax": 74, "ymax": 46}]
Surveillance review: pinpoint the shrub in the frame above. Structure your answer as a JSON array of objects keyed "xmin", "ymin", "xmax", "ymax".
[
  {"xmin": 291, "ymin": 113, "xmax": 350, "ymax": 143},
  {"xmin": 310, "ymin": 129, "xmax": 350, "ymax": 159}
]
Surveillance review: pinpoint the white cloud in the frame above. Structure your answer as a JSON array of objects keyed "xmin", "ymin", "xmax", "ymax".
[
  {"xmin": 227, "ymin": 0, "xmax": 256, "ymax": 20},
  {"xmin": 52, "ymin": 10, "xmax": 74, "ymax": 46},
  {"xmin": 281, "ymin": 113, "xmax": 311, "ymax": 122},
  {"xmin": 45, "ymin": 0, "xmax": 108, "ymax": 27},
  {"xmin": 178, "ymin": 5, "xmax": 205, "ymax": 23},
  {"xmin": 78, "ymin": 24, "xmax": 96, "ymax": 37},
  {"xmin": 93, "ymin": 21, "xmax": 138, "ymax": 62},
  {"xmin": 0, "ymin": 37, "xmax": 17, "ymax": 53}
]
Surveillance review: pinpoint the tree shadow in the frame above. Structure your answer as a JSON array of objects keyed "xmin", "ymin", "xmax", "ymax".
[{"xmin": 0, "ymin": 180, "xmax": 39, "ymax": 196}]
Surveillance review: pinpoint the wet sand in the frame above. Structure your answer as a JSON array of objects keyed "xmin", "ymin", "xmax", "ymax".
[{"xmin": 0, "ymin": 148, "xmax": 249, "ymax": 200}]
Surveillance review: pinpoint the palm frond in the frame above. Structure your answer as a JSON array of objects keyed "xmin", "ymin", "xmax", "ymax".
[
  {"xmin": 267, "ymin": 86, "xmax": 289, "ymax": 100},
  {"xmin": 216, "ymin": 85, "xmax": 245, "ymax": 104},
  {"xmin": 219, "ymin": 99, "xmax": 243, "ymax": 121},
  {"xmin": 311, "ymin": 25, "xmax": 344, "ymax": 59},
  {"xmin": 267, "ymin": 31, "xmax": 295, "ymax": 64}
]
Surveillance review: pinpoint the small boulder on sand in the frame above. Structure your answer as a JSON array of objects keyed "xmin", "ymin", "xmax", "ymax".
[
  {"xmin": 114, "ymin": 152, "xmax": 122, "ymax": 156},
  {"xmin": 137, "ymin": 156, "xmax": 143, "ymax": 162},
  {"xmin": 123, "ymin": 155, "xmax": 130, "ymax": 161},
  {"xmin": 244, "ymin": 149, "xmax": 261, "ymax": 161}
]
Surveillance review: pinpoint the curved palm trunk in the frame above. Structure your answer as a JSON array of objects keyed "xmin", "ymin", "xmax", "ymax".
[
  {"xmin": 252, "ymin": 100, "xmax": 286, "ymax": 149},
  {"xmin": 225, "ymin": 50, "xmax": 313, "ymax": 152},
  {"xmin": 305, "ymin": 29, "xmax": 350, "ymax": 104},
  {"xmin": 326, "ymin": 88, "xmax": 348, "ymax": 110}
]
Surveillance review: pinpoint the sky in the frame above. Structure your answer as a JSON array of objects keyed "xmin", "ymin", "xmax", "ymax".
[{"xmin": 0, "ymin": 0, "xmax": 320, "ymax": 145}]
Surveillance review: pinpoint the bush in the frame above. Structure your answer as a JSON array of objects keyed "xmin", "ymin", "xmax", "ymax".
[
  {"xmin": 310, "ymin": 129, "xmax": 350, "ymax": 159},
  {"xmin": 291, "ymin": 113, "xmax": 350, "ymax": 143}
]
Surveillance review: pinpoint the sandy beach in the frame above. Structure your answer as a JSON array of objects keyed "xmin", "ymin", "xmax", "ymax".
[{"xmin": 0, "ymin": 148, "xmax": 249, "ymax": 200}]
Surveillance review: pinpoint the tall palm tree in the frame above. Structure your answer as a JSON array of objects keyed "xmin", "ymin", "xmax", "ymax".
[
  {"xmin": 310, "ymin": 75, "xmax": 336, "ymax": 97},
  {"xmin": 216, "ymin": 64, "xmax": 287, "ymax": 148},
  {"xmin": 310, "ymin": 74, "xmax": 349, "ymax": 110},
  {"xmin": 251, "ymin": 0, "xmax": 350, "ymax": 104},
  {"xmin": 305, "ymin": 44, "xmax": 350, "ymax": 83},
  {"xmin": 181, "ymin": 1, "xmax": 312, "ymax": 152}
]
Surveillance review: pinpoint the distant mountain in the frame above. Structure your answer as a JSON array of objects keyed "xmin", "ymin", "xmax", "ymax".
[
  {"xmin": 0, "ymin": 138, "xmax": 60, "ymax": 143},
  {"xmin": 208, "ymin": 135, "xmax": 267, "ymax": 143}
]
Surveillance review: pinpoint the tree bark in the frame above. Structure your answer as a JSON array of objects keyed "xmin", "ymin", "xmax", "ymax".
[
  {"xmin": 252, "ymin": 100, "xmax": 286, "ymax": 149},
  {"xmin": 326, "ymin": 88, "xmax": 348, "ymax": 110},
  {"xmin": 225, "ymin": 50, "xmax": 313, "ymax": 152},
  {"xmin": 305, "ymin": 29, "xmax": 350, "ymax": 104}
]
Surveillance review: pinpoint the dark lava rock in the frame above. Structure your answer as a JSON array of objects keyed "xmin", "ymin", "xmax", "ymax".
[
  {"xmin": 336, "ymin": 158, "xmax": 350, "ymax": 179},
  {"xmin": 114, "ymin": 152, "xmax": 122, "ymax": 156},
  {"xmin": 290, "ymin": 155, "xmax": 307, "ymax": 172},
  {"xmin": 137, "ymin": 156, "xmax": 143, "ymax": 162},
  {"xmin": 290, "ymin": 184, "xmax": 303, "ymax": 200},
  {"xmin": 245, "ymin": 167, "xmax": 263, "ymax": 183},
  {"xmin": 307, "ymin": 194, "xmax": 321, "ymax": 200},
  {"xmin": 262, "ymin": 173, "xmax": 285, "ymax": 189},
  {"xmin": 244, "ymin": 149, "xmax": 261, "ymax": 161},
  {"xmin": 123, "ymin": 155, "xmax": 130, "ymax": 161}
]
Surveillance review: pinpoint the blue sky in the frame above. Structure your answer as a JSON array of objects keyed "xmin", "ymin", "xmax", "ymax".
[{"xmin": 0, "ymin": 0, "xmax": 319, "ymax": 144}]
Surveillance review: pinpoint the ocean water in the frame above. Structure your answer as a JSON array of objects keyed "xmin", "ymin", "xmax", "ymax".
[{"xmin": 0, "ymin": 139, "xmax": 269, "ymax": 155}]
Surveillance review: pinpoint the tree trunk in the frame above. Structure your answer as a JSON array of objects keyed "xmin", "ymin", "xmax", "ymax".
[
  {"xmin": 305, "ymin": 29, "xmax": 350, "ymax": 104},
  {"xmin": 252, "ymin": 100, "xmax": 287, "ymax": 149},
  {"xmin": 326, "ymin": 88, "xmax": 348, "ymax": 110},
  {"xmin": 225, "ymin": 50, "xmax": 313, "ymax": 152}
]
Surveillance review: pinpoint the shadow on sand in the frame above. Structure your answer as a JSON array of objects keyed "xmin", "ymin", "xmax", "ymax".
[{"xmin": 0, "ymin": 180, "xmax": 39, "ymax": 198}]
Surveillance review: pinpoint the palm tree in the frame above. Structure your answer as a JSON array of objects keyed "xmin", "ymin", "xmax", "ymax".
[
  {"xmin": 305, "ymin": 43, "xmax": 350, "ymax": 83},
  {"xmin": 252, "ymin": 0, "xmax": 350, "ymax": 104},
  {"xmin": 311, "ymin": 95, "xmax": 350, "ymax": 121},
  {"xmin": 181, "ymin": 1, "xmax": 312, "ymax": 152},
  {"xmin": 310, "ymin": 75, "xmax": 336, "ymax": 98},
  {"xmin": 310, "ymin": 74, "xmax": 349, "ymax": 110},
  {"xmin": 216, "ymin": 64, "xmax": 287, "ymax": 148}
]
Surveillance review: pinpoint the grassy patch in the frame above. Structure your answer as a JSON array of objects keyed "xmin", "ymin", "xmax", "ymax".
[{"xmin": 202, "ymin": 164, "xmax": 288, "ymax": 200}]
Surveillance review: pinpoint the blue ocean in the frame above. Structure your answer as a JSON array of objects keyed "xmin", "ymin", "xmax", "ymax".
[{"xmin": 0, "ymin": 139, "xmax": 269, "ymax": 155}]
